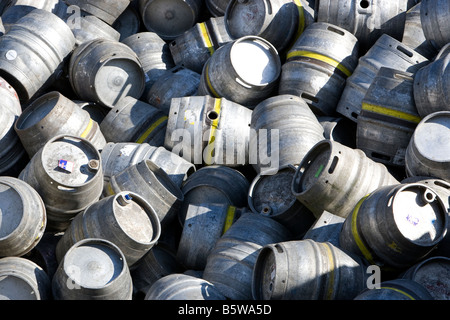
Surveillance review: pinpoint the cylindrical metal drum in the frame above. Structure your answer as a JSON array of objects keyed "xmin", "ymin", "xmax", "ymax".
[
  {"xmin": 138, "ymin": 0, "xmax": 202, "ymax": 41},
  {"xmin": 75, "ymin": 100, "xmax": 110, "ymax": 124},
  {"xmin": 14, "ymin": 91, "xmax": 107, "ymax": 157},
  {"xmin": 64, "ymin": 0, "xmax": 130, "ymax": 25},
  {"xmin": 55, "ymin": 192, "xmax": 161, "ymax": 267},
  {"xmin": 356, "ymin": 67, "xmax": 421, "ymax": 167},
  {"xmin": 339, "ymin": 183, "xmax": 448, "ymax": 270},
  {"xmin": 205, "ymin": 0, "xmax": 231, "ymax": 17},
  {"xmin": 413, "ymin": 44, "xmax": 450, "ymax": 117},
  {"xmin": 113, "ymin": 5, "xmax": 141, "ymax": 41},
  {"xmin": 69, "ymin": 38, "xmax": 145, "ymax": 108},
  {"xmin": 52, "ymin": 238, "xmax": 133, "ymax": 300},
  {"xmin": 292, "ymin": 139, "xmax": 400, "ymax": 218},
  {"xmin": 100, "ymin": 142, "xmax": 196, "ymax": 188},
  {"xmin": 202, "ymin": 212, "xmax": 291, "ymax": 300},
  {"xmin": 169, "ymin": 16, "xmax": 232, "ymax": 74},
  {"xmin": 249, "ymin": 94, "xmax": 324, "ymax": 174},
  {"xmin": 420, "ymin": 0, "xmax": 450, "ymax": 50},
  {"xmin": 103, "ymin": 160, "xmax": 184, "ymax": 228},
  {"xmin": 252, "ymin": 239, "xmax": 368, "ymax": 300},
  {"xmin": 145, "ymin": 66, "xmax": 201, "ymax": 115},
  {"xmin": 164, "ymin": 95, "xmax": 253, "ymax": 166},
  {"xmin": 316, "ymin": 0, "xmax": 415, "ymax": 52},
  {"xmin": 19, "ymin": 135, "xmax": 104, "ymax": 231},
  {"xmin": 177, "ymin": 203, "xmax": 244, "ymax": 270},
  {"xmin": 24, "ymin": 231, "xmax": 61, "ymax": 280},
  {"xmin": 279, "ymin": 22, "xmax": 359, "ymax": 116},
  {"xmin": 0, "ymin": 256, "xmax": 51, "ymax": 300},
  {"xmin": 0, "ymin": 76, "xmax": 21, "ymax": 116},
  {"xmin": 0, "ymin": 177, "xmax": 46, "ymax": 258},
  {"xmin": 354, "ymin": 279, "xmax": 434, "ymax": 300},
  {"xmin": 197, "ymin": 35, "xmax": 281, "ymax": 108},
  {"xmin": 336, "ymin": 34, "xmax": 429, "ymax": 123},
  {"xmin": 248, "ymin": 165, "xmax": 316, "ymax": 238},
  {"xmin": 121, "ymin": 32, "xmax": 175, "ymax": 93},
  {"xmin": 145, "ymin": 273, "xmax": 226, "ymax": 300},
  {"xmin": 0, "ymin": 9, "xmax": 75, "ymax": 102},
  {"xmin": 405, "ymin": 111, "xmax": 450, "ymax": 182},
  {"xmin": 303, "ymin": 211, "xmax": 345, "ymax": 247}
]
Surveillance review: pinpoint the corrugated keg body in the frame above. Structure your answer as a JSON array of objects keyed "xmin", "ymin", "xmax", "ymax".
[
  {"xmin": 413, "ymin": 44, "xmax": 450, "ymax": 117},
  {"xmin": 420, "ymin": 0, "xmax": 450, "ymax": 51},
  {"xmin": 354, "ymin": 279, "xmax": 434, "ymax": 300},
  {"xmin": 249, "ymin": 94, "xmax": 324, "ymax": 174},
  {"xmin": 339, "ymin": 183, "xmax": 448, "ymax": 270},
  {"xmin": 100, "ymin": 96, "xmax": 168, "ymax": 146},
  {"xmin": 252, "ymin": 239, "xmax": 368, "ymax": 300},
  {"xmin": 336, "ymin": 34, "xmax": 429, "ymax": 123},
  {"xmin": 18, "ymin": 135, "xmax": 104, "ymax": 231},
  {"xmin": 164, "ymin": 95, "xmax": 253, "ymax": 166},
  {"xmin": 64, "ymin": 0, "xmax": 130, "ymax": 25},
  {"xmin": 197, "ymin": 35, "xmax": 281, "ymax": 108},
  {"xmin": 100, "ymin": 142, "xmax": 195, "ymax": 188},
  {"xmin": 14, "ymin": 91, "xmax": 106, "ymax": 158},
  {"xmin": 279, "ymin": 22, "xmax": 359, "ymax": 116},
  {"xmin": 69, "ymin": 38, "xmax": 145, "ymax": 109},
  {"xmin": 405, "ymin": 111, "xmax": 450, "ymax": 182},
  {"xmin": 291, "ymin": 139, "xmax": 399, "ymax": 218},
  {"xmin": 356, "ymin": 67, "xmax": 421, "ymax": 167},
  {"xmin": 0, "ymin": 9, "xmax": 75, "ymax": 102}
]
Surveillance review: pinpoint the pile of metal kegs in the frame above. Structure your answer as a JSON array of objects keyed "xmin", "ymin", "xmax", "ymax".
[{"xmin": 0, "ymin": 0, "xmax": 448, "ymax": 301}]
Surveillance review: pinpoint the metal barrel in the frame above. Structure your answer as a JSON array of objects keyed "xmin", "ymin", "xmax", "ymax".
[
  {"xmin": 144, "ymin": 66, "xmax": 201, "ymax": 115},
  {"xmin": 252, "ymin": 239, "xmax": 368, "ymax": 300},
  {"xmin": 339, "ymin": 183, "xmax": 448, "ymax": 270},
  {"xmin": 248, "ymin": 165, "xmax": 316, "ymax": 238},
  {"xmin": 401, "ymin": 2, "xmax": 438, "ymax": 60},
  {"xmin": 316, "ymin": 0, "xmax": 415, "ymax": 52},
  {"xmin": 137, "ymin": 0, "xmax": 202, "ymax": 41},
  {"xmin": 279, "ymin": 22, "xmax": 359, "ymax": 116},
  {"xmin": 164, "ymin": 95, "xmax": 253, "ymax": 167},
  {"xmin": 75, "ymin": 100, "xmax": 110, "ymax": 124},
  {"xmin": 224, "ymin": 0, "xmax": 301, "ymax": 52},
  {"xmin": 303, "ymin": 211, "xmax": 345, "ymax": 247},
  {"xmin": 292, "ymin": 139, "xmax": 400, "ymax": 218},
  {"xmin": 24, "ymin": 231, "xmax": 62, "ymax": 280},
  {"xmin": 249, "ymin": 94, "xmax": 324, "ymax": 174},
  {"xmin": 52, "ymin": 238, "xmax": 133, "ymax": 300},
  {"xmin": 0, "ymin": 256, "xmax": 51, "ymax": 300},
  {"xmin": 14, "ymin": 91, "xmax": 107, "ymax": 158},
  {"xmin": 100, "ymin": 96, "xmax": 168, "ymax": 146},
  {"xmin": 354, "ymin": 279, "xmax": 434, "ymax": 300},
  {"xmin": 0, "ymin": 177, "xmax": 46, "ymax": 258},
  {"xmin": 0, "ymin": 76, "xmax": 21, "ymax": 116},
  {"xmin": 356, "ymin": 67, "xmax": 420, "ymax": 167},
  {"xmin": 100, "ymin": 142, "xmax": 196, "ymax": 188},
  {"xmin": 405, "ymin": 111, "xmax": 450, "ymax": 182},
  {"xmin": 180, "ymin": 165, "xmax": 250, "ymax": 225},
  {"xmin": 64, "ymin": 0, "xmax": 130, "ymax": 25},
  {"xmin": 144, "ymin": 273, "xmax": 226, "ymax": 300},
  {"xmin": 197, "ymin": 35, "xmax": 281, "ymax": 108},
  {"xmin": 18, "ymin": 135, "xmax": 104, "ymax": 232},
  {"xmin": 401, "ymin": 256, "xmax": 450, "ymax": 300},
  {"xmin": 121, "ymin": 32, "xmax": 175, "ymax": 93},
  {"xmin": 113, "ymin": 5, "xmax": 141, "ymax": 41},
  {"xmin": 413, "ymin": 44, "xmax": 450, "ymax": 117},
  {"xmin": 205, "ymin": 0, "xmax": 231, "ymax": 17},
  {"xmin": 0, "ymin": 9, "xmax": 75, "ymax": 102},
  {"xmin": 336, "ymin": 34, "xmax": 429, "ymax": 123},
  {"xmin": 103, "ymin": 160, "xmax": 184, "ymax": 228},
  {"xmin": 318, "ymin": 116, "xmax": 356, "ymax": 148},
  {"xmin": 420, "ymin": 0, "xmax": 450, "ymax": 50},
  {"xmin": 68, "ymin": 38, "xmax": 145, "ymax": 109},
  {"xmin": 169, "ymin": 16, "xmax": 232, "ymax": 74},
  {"xmin": 202, "ymin": 212, "xmax": 291, "ymax": 300},
  {"xmin": 177, "ymin": 203, "xmax": 244, "ymax": 270},
  {"xmin": 55, "ymin": 192, "xmax": 161, "ymax": 267}
]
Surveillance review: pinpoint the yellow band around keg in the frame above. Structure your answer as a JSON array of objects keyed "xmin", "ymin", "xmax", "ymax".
[
  {"xmin": 199, "ymin": 22, "xmax": 215, "ymax": 56},
  {"xmin": 362, "ymin": 102, "xmax": 422, "ymax": 123},
  {"xmin": 350, "ymin": 194, "xmax": 376, "ymax": 265},
  {"xmin": 205, "ymin": 63, "xmax": 220, "ymax": 98},
  {"xmin": 379, "ymin": 287, "xmax": 416, "ymax": 300},
  {"xmin": 293, "ymin": 0, "xmax": 306, "ymax": 39},
  {"xmin": 323, "ymin": 243, "xmax": 336, "ymax": 300},
  {"xmin": 204, "ymin": 98, "xmax": 222, "ymax": 165},
  {"xmin": 80, "ymin": 119, "xmax": 94, "ymax": 139},
  {"xmin": 222, "ymin": 205, "xmax": 236, "ymax": 235},
  {"xmin": 286, "ymin": 50, "xmax": 353, "ymax": 77},
  {"xmin": 135, "ymin": 116, "xmax": 168, "ymax": 144}
]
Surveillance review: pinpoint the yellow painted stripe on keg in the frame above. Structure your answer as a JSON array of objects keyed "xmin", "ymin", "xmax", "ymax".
[
  {"xmin": 204, "ymin": 98, "xmax": 222, "ymax": 165},
  {"xmin": 361, "ymin": 102, "xmax": 422, "ymax": 123},
  {"xmin": 350, "ymin": 195, "xmax": 376, "ymax": 265},
  {"xmin": 293, "ymin": 0, "xmax": 306, "ymax": 39},
  {"xmin": 222, "ymin": 205, "xmax": 236, "ymax": 235},
  {"xmin": 286, "ymin": 50, "xmax": 353, "ymax": 77},
  {"xmin": 199, "ymin": 22, "xmax": 215, "ymax": 56},
  {"xmin": 380, "ymin": 287, "xmax": 416, "ymax": 300},
  {"xmin": 135, "ymin": 116, "xmax": 168, "ymax": 144},
  {"xmin": 106, "ymin": 182, "xmax": 116, "ymax": 196},
  {"xmin": 323, "ymin": 243, "xmax": 336, "ymax": 300},
  {"xmin": 80, "ymin": 119, "xmax": 94, "ymax": 138},
  {"xmin": 205, "ymin": 63, "xmax": 220, "ymax": 98}
]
